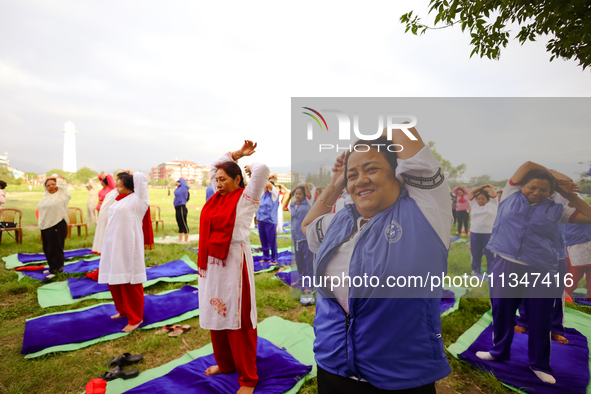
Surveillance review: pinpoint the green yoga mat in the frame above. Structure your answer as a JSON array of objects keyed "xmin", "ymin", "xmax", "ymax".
[
  {"xmin": 25, "ymin": 286, "xmax": 200, "ymax": 359},
  {"xmin": 36, "ymin": 255, "xmax": 198, "ymax": 308},
  {"xmin": 92, "ymin": 315, "xmax": 316, "ymax": 394},
  {"xmin": 3, "ymin": 248, "xmax": 96, "ymax": 270},
  {"xmin": 447, "ymin": 307, "xmax": 591, "ymax": 393}
]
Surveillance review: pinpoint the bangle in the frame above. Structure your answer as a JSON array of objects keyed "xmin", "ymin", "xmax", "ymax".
[{"xmin": 318, "ymin": 197, "xmax": 334, "ymax": 208}]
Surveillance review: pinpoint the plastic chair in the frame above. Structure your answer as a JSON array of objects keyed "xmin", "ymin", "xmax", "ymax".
[
  {"xmin": 150, "ymin": 205, "xmax": 164, "ymax": 231},
  {"xmin": 67, "ymin": 207, "xmax": 88, "ymax": 238},
  {"xmin": 0, "ymin": 208, "xmax": 23, "ymax": 244}
]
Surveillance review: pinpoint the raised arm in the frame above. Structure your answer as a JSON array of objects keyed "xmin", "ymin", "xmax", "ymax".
[
  {"xmin": 245, "ymin": 162, "xmax": 270, "ymax": 201},
  {"xmin": 131, "ymin": 171, "xmax": 149, "ymax": 215},
  {"xmin": 302, "ymin": 153, "xmax": 346, "ymax": 236},
  {"xmin": 468, "ymin": 184, "xmax": 487, "ymax": 200},
  {"xmin": 56, "ymin": 176, "xmax": 71, "ymax": 202},
  {"xmin": 510, "ymin": 161, "xmax": 549, "ymax": 184},
  {"xmin": 210, "ymin": 140, "xmax": 257, "ymax": 189},
  {"xmin": 559, "ymin": 185, "xmax": 591, "ymax": 224},
  {"xmin": 385, "ymin": 122, "xmax": 425, "ymax": 160}
]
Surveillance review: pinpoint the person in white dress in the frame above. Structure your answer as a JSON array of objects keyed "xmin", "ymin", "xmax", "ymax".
[
  {"xmin": 86, "ymin": 178, "xmax": 98, "ymax": 226},
  {"xmin": 92, "ymin": 187, "xmax": 118, "ymax": 254},
  {"xmin": 199, "ymin": 140, "xmax": 269, "ymax": 394},
  {"xmin": 98, "ymin": 171, "xmax": 149, "ymax": 332}
]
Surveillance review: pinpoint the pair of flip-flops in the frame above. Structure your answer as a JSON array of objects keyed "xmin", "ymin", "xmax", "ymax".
[
  {"xmin": 99, "ymin": 353, "xmax": 143, "ymax": 381},
  {"xmin": 156, "ymin": 324, "xmax": 191, "ymax": 337}
]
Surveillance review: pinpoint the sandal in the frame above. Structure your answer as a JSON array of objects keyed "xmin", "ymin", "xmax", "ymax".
[
  {"xmin": 155, "ymin": 325, "xmax": 178, "ymax": 335},
  {"xmin": 168, "ymin": 324, "xmax": 191, "ymax": 337},
  {"xmin": 98, "ymin": 365, "xmax": 139, "ymax": 381},
  {"xmin": 106, "ymin": 353, "xmax": 143, "ymax": 367}
]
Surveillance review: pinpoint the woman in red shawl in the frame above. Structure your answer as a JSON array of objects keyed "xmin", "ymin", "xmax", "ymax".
[
  {"xmin": 199, "ymin": 140, "xmax": 269, "ymax": 394},
  {"xmin": 97, "ymin": 173, "xmax": 116, "ymax": 212}
]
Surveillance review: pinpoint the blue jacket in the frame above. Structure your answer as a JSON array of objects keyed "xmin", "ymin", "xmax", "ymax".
[
  {"xmin": 256, "ymin": 191, "xmax": 279, "ymax": 225},
  {"xmin": 290, "ymin": 200, "xmax": 311, "ymax": 242},
  {"xmin": 486, "ymin": 191, "xmax": 564, "ymax": 272},
  {"xmin": 173, "ymin": 179, "xmax": 190, "ymax": 207},
  {"xmin": 565, "ymin": 223, "xmax": 591, "ymax": 247},
  {"xmin": 205, "ymin": 185, "xmax": 215, "ymax": 202},
  {"xmin": 313, "ymin": 190, "xmax": 450, "ymax": 390}
]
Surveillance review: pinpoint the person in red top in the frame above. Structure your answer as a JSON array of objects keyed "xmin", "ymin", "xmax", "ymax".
[
  {"xmin": 97, "ymin": 173, "xmax": 116, "ymax": 212},
  {"xmin": 453, "ymin": 185, "xmax": 470, "ymax": 236}
]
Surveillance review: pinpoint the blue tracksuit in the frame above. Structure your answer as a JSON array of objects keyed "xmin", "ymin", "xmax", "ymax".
[
  {"xmin": 173, "ymin": 179, "xmax": 190, "ymax": 207},
  {"xmin": 257, "ymin": 190, "xmax": 279, "ymax": 261},
  {"xmin": 313, "ymin": 190, "xmax": 450, "ymax": 390},
  {"xmin": 290, "ymin": 200, "xmax": 313, "ymax": 288}
]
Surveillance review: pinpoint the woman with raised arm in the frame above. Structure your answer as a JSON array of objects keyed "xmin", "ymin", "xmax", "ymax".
[
  {"xmin": 97, "ymin": 173, "xmax": 116, "ymax": 212},
  {"xmin": 199, "ymin": 140, "xmax": 269, "ymax": 394},
  {"xmin": 476, "ymin": 162, "xmax": 591, "ymax": 384},
  {"xmin": 37, "ymin": 175, "xmax": 71, "ymax": 276},
  {"xmin": 467, "ymin": 184, "xmax": 498, "ymax": 276},
  {"xmin": 453, "ymin": 185, "xmax": 470, "ymax": 236},
  {"xmin": 98, "ymin": 170, "xmax": 150, "ymax": 332},
  {"xmin": 302, "ymin": 126, "xmax": 453, "ymax": 393}
]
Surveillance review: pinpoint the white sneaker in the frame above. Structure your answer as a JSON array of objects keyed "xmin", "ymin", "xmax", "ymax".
[
  {"xmin": 476, "ymin": 351, "xmax": 496, "ymax": 361},
  {"xmin": 530, "ymin": 368, "xmax": 556, "ymax": 384}
]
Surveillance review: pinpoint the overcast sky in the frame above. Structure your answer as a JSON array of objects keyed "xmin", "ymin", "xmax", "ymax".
[{"xmin": 1, "ymin": 0, "xmax": 590, "ymax": 180}]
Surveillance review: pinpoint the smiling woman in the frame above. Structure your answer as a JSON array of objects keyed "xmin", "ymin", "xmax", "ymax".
[{"xmin": 301, "ymin": 125, "xmax": 453, "ymax": 393}]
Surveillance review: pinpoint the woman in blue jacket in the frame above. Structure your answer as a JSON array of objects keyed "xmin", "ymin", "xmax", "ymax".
[
  {"xmin": 476, "ymin": 161, "xmax": 591, "ymax": 384},
  {"xmin": 174, "ymin": 178, "xmax": 190, "ymax": 243},
  {"xmin": 302, "ymin": 125, "xmax": 453, "ymax": 393}
]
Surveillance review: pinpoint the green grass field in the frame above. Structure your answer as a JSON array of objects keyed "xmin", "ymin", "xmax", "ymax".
[{"xmin": 0, "ymin": 187, "xmax": 589, "ymax": 394}]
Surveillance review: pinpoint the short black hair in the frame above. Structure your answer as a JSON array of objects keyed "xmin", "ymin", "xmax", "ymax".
[
  {"xmin": 522, "ymin": 169, "xmax": 556, "ymax": 194},
  {"xmin": 475, "ymin": 190, "xmax": 490, "ymax": 201},
  {"xmin": 45, "ymin": 177, "xmax": 56, "ymax": 186},
  {"xmin": 0, "ymin": 180, "xmax": 6, "ymax": 189},
  {"xmin": 117, "ymin": 172, "xmax": 134, "ymax": 192}
]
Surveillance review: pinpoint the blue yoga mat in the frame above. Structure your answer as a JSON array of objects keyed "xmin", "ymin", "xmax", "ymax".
[
  {"xmin": 459, "ymin": 325, "xmax": 589, "ymax": 393},
  {"xmin": 22, "ymin": 285, "xmax": 199, "ymax": 355},
  {"xmin": 67, "ymin": 260, "xmax": 197, "ymax": 298},
  {"xmin": 21, "ymin": 258, "xmax": 101, "ymax": 281},
  {"xmin": 18, "ymin": 249, "xmax": 93, "ymax": 263},
  {"xmin": 124, "ymin": 337, "xmax": 312, "ymax": 394}
]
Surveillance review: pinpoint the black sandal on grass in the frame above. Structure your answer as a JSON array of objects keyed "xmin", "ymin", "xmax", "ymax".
[
  {"xmin": 106, "ymin": 353, "xmax": 143, "ymax": 367},
  {"xmin": 98, "ymin": 365, "xmax": 139, "ymax": 381}
]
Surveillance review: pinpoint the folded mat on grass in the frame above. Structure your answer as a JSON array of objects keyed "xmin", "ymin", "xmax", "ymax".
[
  {"xmin": 18, "ymin": 256, "xmax": 101, "ymax": 281},
  {"xmin": 37, "ymin": 255, "xmax": 198, "ymax": 308},
  {"xmin": 124, "ymin": 337, "xmax": 311, "ymax": 394},
  {"xmin": 275, "ymin": 268, "xmax": 466, "ymax": 317},
  {"xmin": 3, "ymin": 248, "xmax": 94, "ymax": 269},
  {"xmin": 574, "ymin": 288, "xmax": 591, "ymax": 306},
  {"xmin": 185, "ymin": 247, "xmax": 291, "ymax": 274},
  {"xmin": 22, "ymin": 285, "xmax": 199, "ymax": 358},
  {"xmin": 93, "ymin": 315, "xmax": 316, "ymax": 394},
  {"xmin": 447, "ymin": 308, "xmax": 591, "ymax": 393}
]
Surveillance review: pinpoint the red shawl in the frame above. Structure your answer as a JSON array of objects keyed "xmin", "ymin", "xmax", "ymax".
[
  {"xmin": 198, "ymin": 187, "xmax": 244, "ymax": 277},
  {"xmin": 116, "ymin": 193, "xmax": 154, "ymax": 250}
]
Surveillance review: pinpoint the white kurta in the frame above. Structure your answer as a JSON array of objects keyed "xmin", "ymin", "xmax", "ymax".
[
  {"xmin": 92, "ymin": 188, "xmax": 118, "ymax": 254},
  {"xmin": 98, "ymin": 172, "xmax": 149, "ymax": 285},
  {"xmin": 87, "ymin": 179, "xmax": 99, "ymax": 226},
  {"xmin": 37, "ymin": 178, "xmax": 71, "ymax": 230},
  {"xmin": 198, "ymin": 153, "xmax": 269, "ymax": 331}
]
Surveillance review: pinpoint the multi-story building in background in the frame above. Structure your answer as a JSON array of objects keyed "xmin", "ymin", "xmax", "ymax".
[
  {"xmin": 151, "ymin": 160, "xmax": 210, "ymax": 185},
  {"xmin": 276, "ymin": 171, "xmax": 299, "ymax": 186}
]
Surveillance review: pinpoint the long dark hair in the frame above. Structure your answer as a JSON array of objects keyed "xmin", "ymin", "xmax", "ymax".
[{"xmin": 216, "ymin": 162, "xmax": 245, "ymax": 188}]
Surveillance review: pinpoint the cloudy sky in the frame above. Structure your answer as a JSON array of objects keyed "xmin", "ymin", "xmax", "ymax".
[{"xmin": 1, "ymin": 0, "xmax": 590, "ymax": 180}]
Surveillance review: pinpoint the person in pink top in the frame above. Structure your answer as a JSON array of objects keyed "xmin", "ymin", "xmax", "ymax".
[
  {"xmin": 97, "ymin": 173, "xmax": 116, "ymax": 212},
  {"xmin": 453, "ymin": 185, "xmax": 470, "ymax": 236}
]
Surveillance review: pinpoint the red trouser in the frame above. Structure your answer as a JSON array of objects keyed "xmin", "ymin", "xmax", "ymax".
[
  {"xmin": 210, "ymin": 262, "xmax": 258, "ymax": 387},
  {"xmin": 108, "ymin": 283, "xmax": 144, "ymax": 325}
]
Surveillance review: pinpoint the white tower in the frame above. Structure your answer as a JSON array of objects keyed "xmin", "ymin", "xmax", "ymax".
[{"xmin": 62, "ymin": 119, "xmax": 77, "ymax": 173}]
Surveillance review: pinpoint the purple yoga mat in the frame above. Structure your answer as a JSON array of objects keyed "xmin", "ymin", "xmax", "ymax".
[
  {"xmin": 459, "ymin": 325, "xmax": 589, "ymax": 393},
  {"xmin": 67, "ymin": 259, "xmax": 197, "ymax": 298},
  {"xmin": 17, "ymin": 249, "xmax": 93, "ymax": 263},
  {"xmin": 22, "ymin": 285, "xmax": 199, "ymax": 355},
  {"xmin": 253, "ymin": 250, "xmax": 292, "ymax": 266},
  {"xmin": 21, "ymin": 258, "xmax": 101, "ymax": 281},
  {"xmin": 124, "ymin": 337, "xmax": 312, "ymax": 394}
]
